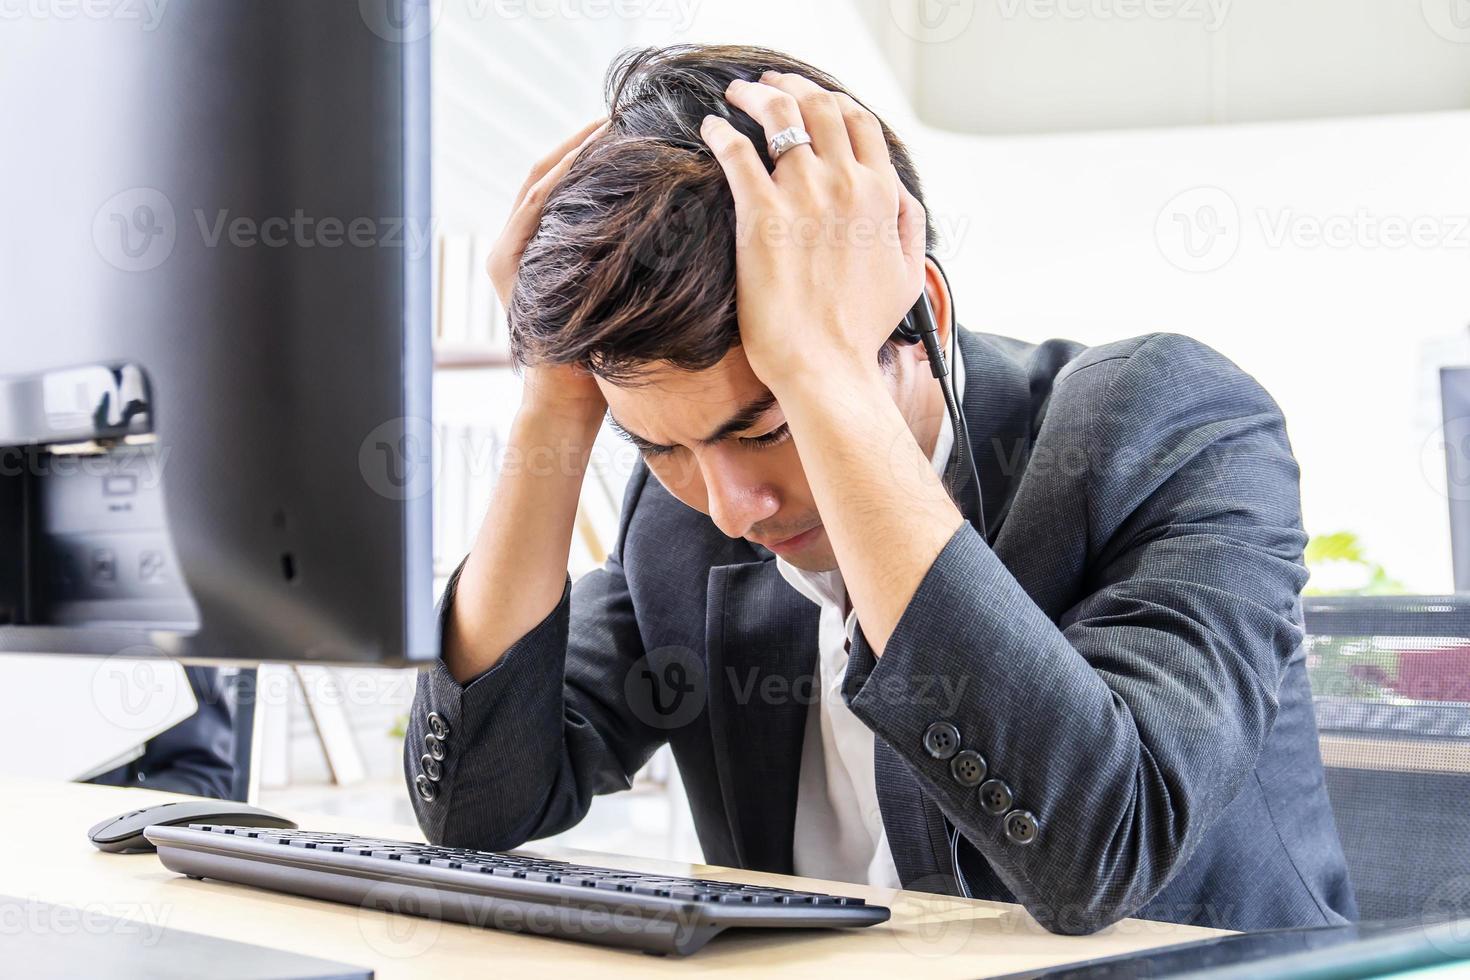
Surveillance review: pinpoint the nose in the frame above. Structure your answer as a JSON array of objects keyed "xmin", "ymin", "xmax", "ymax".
[{"xmin": 699, "ymin": 449, "xmax": 779, "ymax": 540}]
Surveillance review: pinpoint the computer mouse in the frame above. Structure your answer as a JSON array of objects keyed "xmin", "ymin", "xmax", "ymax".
[{"xmin": 88, "ymin": 800, "xmax": 297, "ymax": 853}]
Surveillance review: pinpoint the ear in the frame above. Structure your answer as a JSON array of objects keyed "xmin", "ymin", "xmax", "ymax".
[{"xmin": 923, "ymin": 256, "xmax": 952, "ymax": 348}]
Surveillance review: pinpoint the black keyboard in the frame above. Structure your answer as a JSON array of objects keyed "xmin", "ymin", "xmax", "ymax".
[{"xmin": 146, "ymin": 824, "xmax": 890, "ymax": 956}]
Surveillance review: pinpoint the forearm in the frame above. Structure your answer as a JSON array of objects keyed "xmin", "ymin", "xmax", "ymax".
[
  {"xmin": 775, "ymin": 363, "xmax": 964, "ymax": 654},
  {"xmin": 443, "ymin": 407, "xmax": 600, "ymax": 683}
]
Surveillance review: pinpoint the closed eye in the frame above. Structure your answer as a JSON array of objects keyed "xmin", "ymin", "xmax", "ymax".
[
  {"xmin": 607, "ymin": 414, "xmax": 678, "ymax": 457},
  {"xmin": 740, "ymin": 423, "xmax": 791, "ymax": 449}
]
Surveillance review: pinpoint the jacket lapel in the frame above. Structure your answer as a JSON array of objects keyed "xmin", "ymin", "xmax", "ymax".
[{"xmin": 704, "ymin": 557, "xmax": 819, "ymax": 874}]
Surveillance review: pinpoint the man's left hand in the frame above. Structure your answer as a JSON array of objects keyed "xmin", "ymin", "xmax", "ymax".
[{"xmin": 700, "ymin": 72, "xmax": 928, "ymax": 397}]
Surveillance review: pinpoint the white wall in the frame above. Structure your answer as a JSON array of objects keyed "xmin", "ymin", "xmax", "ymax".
[{"xmin": 912, "ymin": 111, "xmax": 1470, "ymax": 593}]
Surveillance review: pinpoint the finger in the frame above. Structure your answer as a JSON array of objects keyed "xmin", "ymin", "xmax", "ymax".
[
  {"xmin": 500, "ymin": 120, "xmax": 608, "ymax": 249},
  {"xmin": 721, "ymin": 78, "xmax": 818, "ymax": 170},
  {"xmin": 754, "ymin": 71, "xmax": 853, "ymax": 164},
  {"xmin": 832, "ymin": 92, "xmax": 889, "ymax": 171},
  {"xmin": 701, "ymin": 114, "xmax": 775, "ymax": 205},
  {"xmin": 897, "ymin": 175, "xmax": 929, "ymax": 286},
  {"xmin": 512, "ymin": 116, "xmax": 608, "ymax": 211},
  {"xmin": 491, "ymin": 121, "xmax": 608, "ymax": 295}
]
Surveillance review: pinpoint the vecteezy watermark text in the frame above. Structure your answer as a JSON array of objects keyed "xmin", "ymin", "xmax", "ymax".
[
  {"xmin": 0, "ymin": 897, "xmax": 170, "ymax": 945},
  {"xmin": 93, "ymin": 188, "xmax": 438, "ymax": 272},
  {"xmin": 194, "ymin": 210, "xmax": 435, "ymax": 258},
  {"xmin": 1156, "ymin": 185, "xmax": 1470, "ymax": 273},
  {"xmin": 995, "ymin": 0, "xmax": 1231, "ymax": 31},
  {"xmin": 0, "ymin": 0, "xmax": 168, "ymax": 29}
]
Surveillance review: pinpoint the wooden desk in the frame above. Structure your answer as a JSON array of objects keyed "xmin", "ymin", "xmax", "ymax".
[{"xmin": 2, "ymin": 778, "xmax": 1229, "ymax": 978}]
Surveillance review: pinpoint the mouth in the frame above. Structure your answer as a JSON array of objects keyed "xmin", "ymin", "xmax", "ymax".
[{"xmin": 754, "ymin": 524, "xmax": 823, "ymax": 556}]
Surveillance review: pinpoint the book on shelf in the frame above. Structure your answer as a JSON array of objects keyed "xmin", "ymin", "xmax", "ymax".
[{"xmin": 434, "ymin": 232, "xmax": 512, "ymax": 365}]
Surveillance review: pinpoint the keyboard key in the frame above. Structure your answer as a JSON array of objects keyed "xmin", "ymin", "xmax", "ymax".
[{"xmin": 668, "ymin": 889, "xmax": 719, "ymax": 902}]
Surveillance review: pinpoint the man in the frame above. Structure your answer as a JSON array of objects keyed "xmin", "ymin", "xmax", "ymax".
[{"xmin": 405, "ymin": 44, "xmax": 1355, "ymax": 934}]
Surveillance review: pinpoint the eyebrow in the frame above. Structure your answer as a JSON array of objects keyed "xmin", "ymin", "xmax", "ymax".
[{"xmin": 608, "ymin": 391, "xmax": 780, "ymax": 453}]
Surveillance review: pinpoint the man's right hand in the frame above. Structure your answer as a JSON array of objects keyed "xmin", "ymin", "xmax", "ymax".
[
  {"xmin": 443, "ymin": 118, "xmax": 610, "ymax": 684},
  {"xmin": 490, "ymin": 117, "xmax": 609, "ymax": 427},
  {"xmin": 488, "ymin": 116, "xmax": 608, "ymax": 310}
]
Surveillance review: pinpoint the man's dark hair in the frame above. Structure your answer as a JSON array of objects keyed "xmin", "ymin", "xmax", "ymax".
[{"xmin": 509, "ymin": 43, "xmax": 936, "ymax": 383}]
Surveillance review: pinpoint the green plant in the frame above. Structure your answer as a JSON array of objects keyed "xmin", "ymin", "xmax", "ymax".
[{"xmin": 1303, "ymin": 531, "xmax": 1406, "ymax": 596}]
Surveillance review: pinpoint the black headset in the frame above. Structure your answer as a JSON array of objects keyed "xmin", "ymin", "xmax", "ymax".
[
  {"xmin": 889, "ymin": 256, "xmax": 988, "ymax": 901},
  {"xmin": 889, "ymin": 255, "xmax": 986, "ymax": 541}
]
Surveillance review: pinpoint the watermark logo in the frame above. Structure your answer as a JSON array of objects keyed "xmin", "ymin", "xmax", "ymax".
[
  {"xmin": 360, "ymin": 416, "xmax": 441, "ymax": 501},
  {"xmin": 889, "ymin": 873, "xmax": 978, "ymax": 957},
  {"xmin": 90, "ymin": 647, "xmax": 184, "ymax": 733},
  {"xmin": 1422, "ymin": 875, "xmax": 1470, "ymax": 955},
  {"xmin": 358, "ymin": 882, "xmax": 443, "ymax": 958},
  {"xmin": 93, "ymin": 187, "xmax": 176, "ymax": 273},
  {"xmin": 1155, "ymin": 185, "xmax": 1240, "ymax": 273},
  {"xmin": 193, "ymin": 210, "xmax": 435, "ymax": 257},
  {"xmin": 1421, "ymin": 417, "xmax": 1470, "ymax": 502},
  {"xmin": 359, "ymin": 0, "xmax": 442, "ymax": 43},
  {"xmin": 623, "ymin": 646, "xmax": 706, "ymax": 730},
  {"xmin": 1422, "ymin": 0, "xmax": 1470, "ymax": 43},
  {"xmin": 1157, "ymin": 188, "xmax": 1468, "ymax": 273},
  {"xmin": 633, "ymin": 188, "xmax": 715, "ymax": 274},
  {"xmin": 890, "ymin": 0, "xmax": 977, "ymax": 44}
]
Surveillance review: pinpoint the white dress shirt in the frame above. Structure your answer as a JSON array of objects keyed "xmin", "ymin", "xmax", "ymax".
[{"xmin": 776, "ymin": 328, "xmax": 965, "ymax": 887}]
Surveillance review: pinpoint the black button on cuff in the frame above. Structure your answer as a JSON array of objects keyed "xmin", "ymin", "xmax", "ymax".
[
  {"xmin": 414, "ymin": 774, "xmax": 436, "ymax": 802},
  {"xmin": 922, "ymin": 722, "xmax": 961, "ymax": 760},
  {"xmin": 979, "ymin": 779, "xmax": 1013, "ymax": 815},
  {"xmin": 427, "ymin": 711, "xmax": 450, "ymax": 740},
  {"xmin": 422, "ymin": 754, "xmax": 442, "ymax": 782},
  {"xmin": 424, "ymin": 733, "xmax": 446, "ymax": 761},
  {"xmin": 1004, "ymin": 809, "xmax": 1038, "ymax": 846},
  {"xmin": 949, "ymin": 750, "xmax": 987, "ymax": 788}
]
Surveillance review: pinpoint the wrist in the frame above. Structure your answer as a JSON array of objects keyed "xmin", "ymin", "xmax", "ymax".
[
  {"xmin": 762, "ymin": 350, "xmax": 885, "ymax": 409},
  {"xmin": 508, "ymin": 405, "xmax": 602, "ymax": 478},
  {"xmin": 515, "ymin": 398, "xmax": 605, "ymax": 440}
]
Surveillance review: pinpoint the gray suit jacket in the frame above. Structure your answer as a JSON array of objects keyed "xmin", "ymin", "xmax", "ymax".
[{"xmin": 407, "ymin": 328, "xmax": 1357, "ymax": 934}]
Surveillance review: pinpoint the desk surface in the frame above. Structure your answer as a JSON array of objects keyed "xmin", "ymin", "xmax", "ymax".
[{"xmin": 2, "ymin": 778, "xmax": 1230, "ymax": 978}]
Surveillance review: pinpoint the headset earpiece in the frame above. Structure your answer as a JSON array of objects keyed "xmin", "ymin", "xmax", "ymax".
[
  {"xmin": 891, "ymin": 284, "xmax": 936, "ymax": 345},
  {"xmin": 891, "ymin": 302, "xmax": 927, "ymax": 345}
]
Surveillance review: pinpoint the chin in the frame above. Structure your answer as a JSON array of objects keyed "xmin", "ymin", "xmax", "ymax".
[{"xmin": 781, "ymin": 536, "xmax": 839, "ymax": 573}]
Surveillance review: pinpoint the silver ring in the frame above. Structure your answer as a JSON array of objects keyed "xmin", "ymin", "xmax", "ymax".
[{"xmin": 768, "ymin": 126, "xmax": 813, "ymax": 161}]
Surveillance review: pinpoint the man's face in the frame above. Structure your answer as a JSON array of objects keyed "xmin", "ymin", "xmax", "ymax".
[{"xmin": 599, "ymin": 346, "xmax": 905, "ymax": 572}]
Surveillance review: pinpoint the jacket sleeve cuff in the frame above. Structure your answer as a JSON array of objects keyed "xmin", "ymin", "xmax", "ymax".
[
  {"xmin": 406, "ymin": 562, "xmax": 573, "ymax": 844},
  {"xmin": 842, "ymin": 522, "xmax": 1047, "ymax": 844}
]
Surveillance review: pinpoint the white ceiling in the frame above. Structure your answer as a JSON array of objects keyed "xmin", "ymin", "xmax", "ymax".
[{"xmin": 862, "ymin": 0, "xmax": 1470, "ymax": 134}]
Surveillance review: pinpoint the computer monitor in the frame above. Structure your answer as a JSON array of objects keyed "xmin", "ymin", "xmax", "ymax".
[
  {"xmin": 0, "ymin": 2, "xmax": 436, "ymax": 665},
  {"xmin": 1444, "ymin": 367, "xmax": 1470, "ymax": 593}
]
